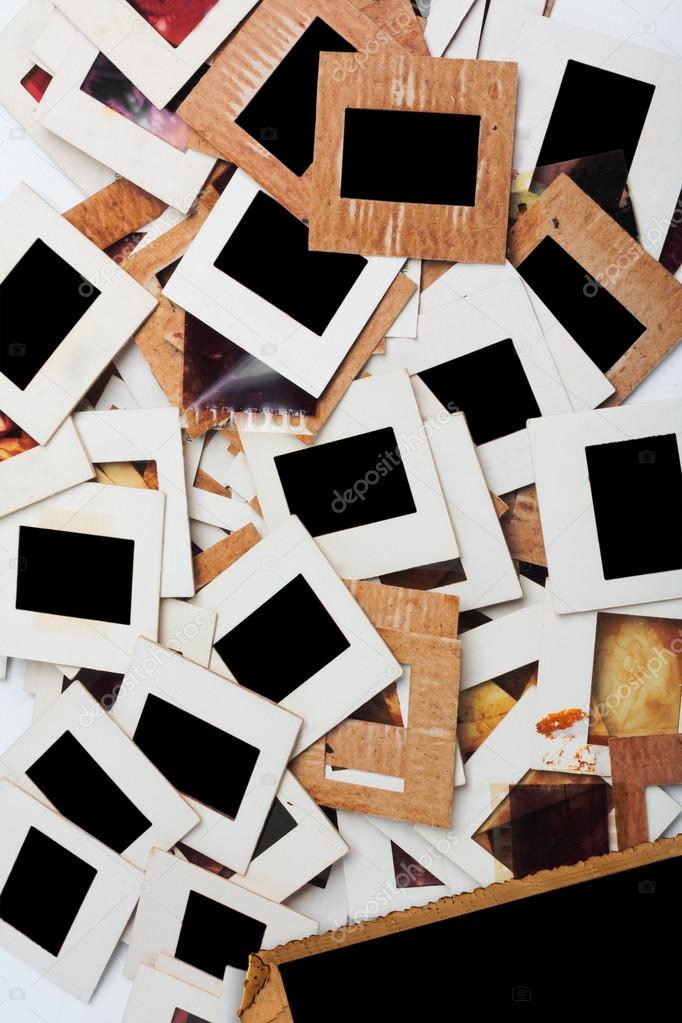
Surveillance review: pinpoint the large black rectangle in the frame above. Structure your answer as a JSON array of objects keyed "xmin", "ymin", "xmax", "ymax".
[
  {"xmin": 0, "ymin": 826, "xmax": 96, "ymax": 956},
  {"xmin": 418, "ymin": 337, "xmax": 542, "ymax": 446},
  {"xmin": 278, "ymin": 855, "xmax": 682, "ymax": 1015},
  {"xmin": 535, "ymin": 59, "xmax": 656, "ymax": 175},
  {"xmin": 15, "ymin": 525, "xmax": 135, "ymax": 626},
  {"xmin": 585, "ymin": 433, "xmax": 682, "ymax": 580},
  {"xmin": 214, "ymin": 574, "xmax": 350, "ymax": 702},
  {"xmin": 341, "ymin": 109, "xmax": 480, "ymax": 206},
  {"xmin": 274, "ymin": 426, "xmax": 417, "ymax": 537},
  {"xmin": 516, "ymin": 235, "xmax": 646, "ymax": 373},
  {"xmin": 26, "ymin": 731, "xmax": 152, "ymax": 855},
  {"xmin": 235, "ymin": 17, "xmax": 356, "ymax": 176},
  {"xmin": 214, "ymin": 191, "xmax": 367, "ymax": 337},
  {"xmin": 0, "ymin": 238, "xmax": 100, "ymax": 391},
  {"xmin": 132, "ymin": 693, "xmax": 260, "ymax": 820},
  {"xmin": 175, "ymin": 890, "xmax": 266, "ymax": 977}
]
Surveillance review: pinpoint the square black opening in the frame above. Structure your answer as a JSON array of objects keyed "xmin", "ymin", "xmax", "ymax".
[
  {"xmin": 253, "ymin": 798, "xmax": 298, "ymax": 859},
  {"xmin": 0, "ymin": 239, "xmax": 100, "ymax": 391},
  {"xmin": 235, "ymin": 18, "xmax": 356, "ymax": 176},
  {"xmin": 535, "ymin": 59, "xmax": 655, "ymax": 174},
  {"xmin": 341, "ymin": 109, "xmax": 480, "ymax": 206},
  {"xmin": 274, "ymin": 426, "xmax": 417, "ymax": 537},
  {"xmin": 132, "ymin": 693, "xmax": 260, "ymax": 820},
  {"xmin": 585, "ymin": 433, "xmax": 682, "ymax": 580},
  {"xmin": 516, "ymin": 235, "xmax": 646, "ymax": 373},
  {"xmin": 15, "ymin": 526, "xmax": 135, "ymax": 626},
  {"xmin": 0, "ymin": 826, "xmax": 96, "ymax": 956},
  {"xmin": 214, "ymin": 191, "xmax": 367, "ymax": 336},
  {"xmin": 175, "ymin": 890, "xmax": 266, "ymax": 977},
  {"xmin": 214, "ymin": 574, "xmax": 350, "ymax": 701},
  {"xmin": 418, "ymin": 338, "xmax": 542, "ymax": 446},
  {"xmin": 26, "ymin": 731, "xmax": 152, "ymax": 855}
]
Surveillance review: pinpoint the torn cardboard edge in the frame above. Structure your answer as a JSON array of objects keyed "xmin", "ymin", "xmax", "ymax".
[
  {"xmin": 177, "ymin": 0, "xmax": 410, "ymax": 221},
  {"xmin": 508, "ymin": 173, "xmax": 682, "ymax": 406},
  {"xmin": 309, "ymin": 52, "xmax": 517, "ymax": 261},
  {"xmin": 238, "ymin": 834, "xmax": 682, "ymax": 1019},
  {"xmin": 291, "ymin": 581, "xmax": 461, "ymax": 827}
]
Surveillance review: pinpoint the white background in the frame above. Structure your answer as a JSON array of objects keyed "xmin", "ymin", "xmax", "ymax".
[{"xmin": 0, "ymin": 0, "xmax": 680, "ymax": 1019}]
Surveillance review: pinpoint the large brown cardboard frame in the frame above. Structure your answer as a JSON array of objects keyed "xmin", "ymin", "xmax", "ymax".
[
  {"xmin": 309, "ymin": 51, "xmax": 517, "ymax": 261},
  {"xmin": 238, "ymin": 835, "xmax": 682, "ymax": 1021},
  {"xmin": 291, "ymin": 581, "xmax": 461, "ymax": 827}
]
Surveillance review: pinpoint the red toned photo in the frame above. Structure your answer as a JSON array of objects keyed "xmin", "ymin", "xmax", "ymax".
[
  {"xmin": 125, "ymin": 0, "xmax": 221, "ymax": 48},
  {"xmin": 20, "ymin": 65, "xmax": 53, "ymax": 103}
]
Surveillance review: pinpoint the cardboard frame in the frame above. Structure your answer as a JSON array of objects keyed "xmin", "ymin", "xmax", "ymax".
[
  {"xmin": 238, "ymin": 834, "xmax": 682, "ymax": 1021},
  {"xmin": 532, "ymin": 588, "xmax": 682, "ymax": 779},
  {"xmin": 64, "ymin": 178, "xmax": 166, "ymax": 252},
  {"xmin": 309, "ymin": 52, "xmax": 517, "ymax": 261},
  {"xmin": 122, "ymin": 963, "xmax": 221, "ymax": 1023},
  {"xmin": 111, "ymin": 638, "xmax": 301, "ymax": 873},
  {"xmin": 0, "ymin": 782, "xmax": 141, "ymax": 1002},
  {"xmin": 292, "ymin": 581, "xmax": 461, "ymax": 827},
  {"xmin": 368, "ymin": 261, "xmax": 573, "ymax": 493},
  {"xmin": 74, "ymin": 408, "xmax": 193, "ymax": 598},
  {"xmin": 0, "ymin": 416, "xmax": 93, "ymax": 520},
  {"xmin": 0, "ymin": 184, "xmax": 156, "ymax": 445},
  {"xmin": 528, "ymin": 399, "xmax": 682, "ymax": 613},
  {"xmin": 192, "ymin": 516, "xmax": 402, "ymax": 755},
  {"xmin": 163, "ymin": 169, "xmax": 403, "ymax": 399},
  {"xmin": 0, "ymin": 681, "xmax": 199, "ymax": 870},
  {"xmin": 0, "ymin": 0, "xmax": 115, "ymax": 195},
  {"xmin": 36, "ymin": 32, "xmax": 215, "ymax": 213},
  {"xmin": 177, "ymin": 0, "xmax": 409, "ymax": 221},
  {"xmin": 0, "ymin": 482, "xmax": 164, "ymax": 672},
  {"xmin": 209, "ymin": 771, "xmax": 349, "ymax": 904},
  {"xmin": 513, "ymin": 15, "xmax": 682, "ymax": 261},
  {"xmin": 610, "ymin": 735, "xmax": 682, "ymax": 850},
  {"xmin": 509, "ymin": 174, "xmax": 682, "ymax": 407},
  {"xmin": 239, "ymin": 371, "xmax": 459, "ymax": 580},
  {"xmin": 52, "ymin": 0, "xmax": 259, "ymax": 109},
  {"xmin": 126, "ymin": 850, "xmax": 317, "ymax": 982}
]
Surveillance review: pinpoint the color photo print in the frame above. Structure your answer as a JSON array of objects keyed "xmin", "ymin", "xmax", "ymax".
[
  {"xmin": 21, "ymin": 65, "xmax": 52, "ymax": 103},
  {"xmin": 125, "ymin": 0, "xmax": 221, "ymax": 48},
  {"xmin": 171, "ymin": 1009, "xmax": 212, "ymax": 1023},
  {"xmin": 80, "ymin": 52, "xmax": 198, "ymax": 152},
  {"xmin": 588, "ymin": 612, "xmax": 682, "ymax": 744},
  {"xmin": 0, "ymin": 411, "xmax": 37, "ymax": 463}
]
